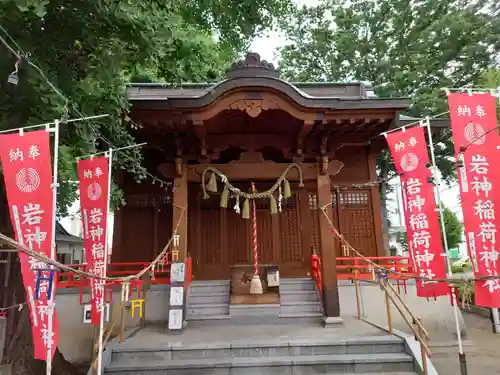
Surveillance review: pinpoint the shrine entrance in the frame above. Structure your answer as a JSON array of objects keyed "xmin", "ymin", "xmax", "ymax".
[
  {"xmin": 188, "ymin": 180, "xmax": 310, "ymax": 281},
  {"xmin": 115, "ymin": 52, "xmax": 411, "ymax": 319}
]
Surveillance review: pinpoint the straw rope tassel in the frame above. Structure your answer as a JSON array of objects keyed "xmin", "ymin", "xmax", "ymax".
[{"xmin": 249, "ymin": 182, "xmax": 263, "ymax": 295}]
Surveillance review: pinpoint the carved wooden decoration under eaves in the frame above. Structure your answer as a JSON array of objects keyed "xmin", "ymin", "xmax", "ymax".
[{"xmin": 228, "ymin": 99, "xmax": 279, "ymax": 118}]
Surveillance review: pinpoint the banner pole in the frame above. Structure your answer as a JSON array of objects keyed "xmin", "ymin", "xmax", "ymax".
[
  {"xmin": 96, "ymin": 148, "xmax": 113, "ymax": 375},
  {"xmin": 47, "ymin": 119, "xmax": 60, "ymax": 374},
  {"xmin": 424, "ymin": 118, "xmax": 467, "ymax": 375}
]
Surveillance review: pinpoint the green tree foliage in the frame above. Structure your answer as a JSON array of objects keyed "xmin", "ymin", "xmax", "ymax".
[
  {"xmin": 278, "ymin": 0, "xmax": 500, "ymax": 237},
  {"xmin": 0, "ymin": 1, "xmax": 292, "ymax": 373},
  {"xmin": 0, "ymin": 0, "xmax": 292, "ymax": 215},
  {"xmin": 478, "ymin": 68, "xmax": 500, "ymax": 121},
  {"xmin": 399, "ymin": 205, "xmax": 462, "ymax": 253},
  {"xmin": 442, "ymin": 206, "xmax": 463, "ymax": 250}
]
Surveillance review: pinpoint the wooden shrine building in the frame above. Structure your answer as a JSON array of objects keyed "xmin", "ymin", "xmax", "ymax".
[{"xmin": 112, "ymin": 53, "xmax": 412, "ymax": 320}]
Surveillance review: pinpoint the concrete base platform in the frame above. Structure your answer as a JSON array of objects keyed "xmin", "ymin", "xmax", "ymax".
[{"xmin": 105, "ymin": 319, "xmax": 416, "ymax": 374}]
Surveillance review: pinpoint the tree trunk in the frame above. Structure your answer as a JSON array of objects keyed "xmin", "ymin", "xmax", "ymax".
[{"xmin": 0, "ymin": 180, "xmax": 84, "ymax": 375}]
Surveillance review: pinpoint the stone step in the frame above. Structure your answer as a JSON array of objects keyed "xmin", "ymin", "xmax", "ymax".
[
  {"xmin": 190, "ymin": 280, "xmax": 230, "ymax": 286},
  {"xmin": 185, "ymin": 314, "xmax": 231, "ymax": 321},
  {"xmin": 319, "ymin": 373, "xmax": 417, "ymax": 375},
  {"xmin": 106, "ymin": 352, "xmax": 414, "ymax": 374},
  {"xmin": 280, "ymin": 289, "xmax": 321, "ymax": 300},
  {"xmin": 279, "ymin": 278, "xmax": 315, "ymax": 284},
  {"xmin": 280, "ymin": 297, "xmax": 321, "ymax": 305},
  {"xmin": 112, "ymin": 336, "xmax": 406, "ymax": 362},
  {"xmin": 188, "ymin": 292, "xmax": 229, "ymax": 304},
  {"xmin": 279, "ymin": 282, "xmax": 316, "ymax": 292},
  {"xmin": 189, "ymin": 285, "xmax": 230, "ymax": 295},
  {"xmin": 187, "ymin": 303, "xmax": 229, "ymax": 316},
  {"xmin": 280, "ymin": 301, "xmax": 323, "ymax": 315},
  {"xmin": 187, "ymin": 315, "xmax": 323, "ymax": 326},
  {"xmin": 279, "ymin": 312, "xmax": 324, "ymax": 318},
  {"xmin": 230, "ymin": 304, "xmax": 280, "ymax": 317},
  {"xmin": 189, "ymin": 281, "xmax": 230, "ymax": 294}
]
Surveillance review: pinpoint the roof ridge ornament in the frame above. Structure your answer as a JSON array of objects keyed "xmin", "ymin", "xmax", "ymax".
[{"xmin": 227, "ymin": 52, "xmax": 280, "ymax": 79}]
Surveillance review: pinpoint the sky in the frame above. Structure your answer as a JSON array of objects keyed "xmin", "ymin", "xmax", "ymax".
[{"xmin": 250, "ymin": 0, "xmax": 320, "ymax": 65}]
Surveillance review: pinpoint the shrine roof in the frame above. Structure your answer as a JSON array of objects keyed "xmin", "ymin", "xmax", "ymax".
[
  {"xmin": 56, "ymin": 222, "xmax": 83, "ymax": 243},
  {"xmin": 126, "ymin": 53, "xmax": 410, "ymax": 112}
]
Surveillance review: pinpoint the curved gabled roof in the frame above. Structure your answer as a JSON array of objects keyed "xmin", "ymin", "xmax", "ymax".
[{"xmin": 127, "ymin": 53, "xmax": 411, "ymax": 112}]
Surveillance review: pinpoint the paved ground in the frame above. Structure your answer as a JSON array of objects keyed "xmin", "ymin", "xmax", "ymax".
[
  {"xmin": 119, "ymin": 317, "xmax": 386, "ymax": 349},
  {"xmin": 429, "ymin": 311, "xmax": 500, "ymax": 375}
]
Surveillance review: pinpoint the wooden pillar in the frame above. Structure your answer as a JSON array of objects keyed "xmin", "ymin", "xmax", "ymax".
[
  {"xmin": 298, "ymin": 190, "xmax": 312, "ymax": 271},
  {"xmin": 112, "ymin": 171, "xmax": 125, "ymax": 262},
  {"xmin": 172, "ymin": 163, "xmax": 188, "ymax": 261},
  {"xmin": 368, "ymin": 153, "xmax": 385, "ymax": 257},
  {"xmin": 316, "ymin": 171, "xmax": 343, "ymax": 325}
]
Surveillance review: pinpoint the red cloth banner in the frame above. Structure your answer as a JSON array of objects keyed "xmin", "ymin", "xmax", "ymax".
[
  {"xmin": 0, "ymin": 129, "xmax": 59, "ymax": 360},
  {"xmin": 77, "ymin": 156, "xmax": 110, "ymax": 324},
  {"xmin": 386, "ymin": 126, "xmax": 448, "ymax": 297},
  {"xmin": 447, "ymin": 92, "xmax": 500, "ymax": 307}
]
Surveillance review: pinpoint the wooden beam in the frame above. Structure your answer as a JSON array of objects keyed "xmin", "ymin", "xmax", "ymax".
[
  {"xmin": 316, "ymin": 169, "xmax": 341, "ymax": 320},
  {"xmin": 172, "ymin": 163, "xmax": 188, "ymax": 261},
  {"xmin": 297, "ymin": 120, "xmax": 315, "ymax": 152},
  {"xmin": 206, "ymin": 134, "xmax": 295, "ymax": 150},
  {"xmin": 368, "ymin": 152, "xmax": 385, "ymax": 256},
  {"xmin": 157, "ymin": 161, "xmax": 344, "ymax": 182}
]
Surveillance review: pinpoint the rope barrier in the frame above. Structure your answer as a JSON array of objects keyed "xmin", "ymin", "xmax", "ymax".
[
  {"xmin": 320, "ymin": 203, "xmax": 488, "ymax": 284},
  {"xmin": 0, "ymin": 205, "xmax": 187, "ymax": 283},
  {"xmin": 201, "ymin": 163, "xmax": 304, "ymax": 200}
]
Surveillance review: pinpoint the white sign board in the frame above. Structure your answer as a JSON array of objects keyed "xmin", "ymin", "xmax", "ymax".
[
  {"xmin": 168, "ymin": 309, "xmax": 183, "ymax": 330},
  {"xmin": 83, "ymin": 303, "xmax": 110, "ymax": 324},
  {"xmin": 267, "ymin": 270, "xmax": 280, "ymax": 287},
  {"xmin": 170, "ymin": 286, "xmax": 184, "ymax": 306},
  {"xmin": 170, "ymin": 262, "xmax": 185, "ymax": 283}
]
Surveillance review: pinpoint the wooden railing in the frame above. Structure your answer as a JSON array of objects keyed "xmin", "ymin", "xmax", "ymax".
[
  {"xmin": 58, "ymin": 255, "xmax": 413, "ymax": 288},
  {"xmin": 336, "ymin": 256, "xmax": 414, "ymax": 279},
  {"xmin": 57, "ymin": 261, "xmax": 171, "ymax": 288},
  {"xmin": 352, "ymin": 272, "xmax": 431, "ymax": 375}
]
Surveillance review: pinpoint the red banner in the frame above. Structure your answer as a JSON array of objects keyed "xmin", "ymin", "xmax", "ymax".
[
  {"xmin": 77, "ymin": 156, "xmax": 110, "ymax": 324},
  {"xmin": 386, "ymin": 126, "xmax": 448, "ymax": 297},
  {"xmin": 0, "ymin": 129, "xmax": 59, "ymax": 360},
  {"xmin": 448, "ymin": 92, "xmax": 500, "ymax": 307}
]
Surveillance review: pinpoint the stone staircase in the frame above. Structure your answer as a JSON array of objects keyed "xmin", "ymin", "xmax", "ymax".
[
  {"xmin": 104, "ymin": 334, "xmax": 417, "ymax": 374},
  {"xmin": 186, "ymin": 278, "xmax": 323, "ymax": 321},
  {"xmin": 279, "ymin": 278, "xmax": 323, "ymax": 317},
  {"xmin": 186, "ymin": 280, "xmax": 230, "ymax": 320}
]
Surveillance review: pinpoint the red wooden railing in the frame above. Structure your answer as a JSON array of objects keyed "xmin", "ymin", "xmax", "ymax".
[
  {"xmin": 58, "ymin": 261, "xmax": 171, "ymax": 288},
  {"xmin": 58, "ymin": 255, "xmax": 412, "ymax": 289},
  {"xmin": 310, "ymin": 251, "xmax": 323, "ymax": 296},
  {"xmin": 336, "ymin": 256, "xmax": 414, "ymax": 279}
]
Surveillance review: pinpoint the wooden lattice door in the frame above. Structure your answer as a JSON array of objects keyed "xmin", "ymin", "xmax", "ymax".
[
  {"xmin": 189, "ymin": 185, "xmax": 230, "ymax": 280},
  {"xmin": 337, "ymin": 190, "xmax": 377, "ymax": 258},
  {"xmin": 278, "ymin": 194, "xmax": 308, "ymax": 276}
]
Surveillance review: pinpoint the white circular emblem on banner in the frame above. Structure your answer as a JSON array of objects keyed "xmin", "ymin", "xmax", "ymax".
[
  {"xmin": 16, "ymin": 168, "xmax": 41, "ymax": 192},
  {"xmin": 400, "ymin": 153, "xmax": 419, "ymax": 172},
  {"xmin": 464, "ymin": 123, "xmax": 486, "ymax": 146},
  {"xmin": 88, "ymin": 182, "xmax": 102, "ymax": 201}
]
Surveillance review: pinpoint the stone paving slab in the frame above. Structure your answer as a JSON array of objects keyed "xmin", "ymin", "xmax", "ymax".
[{"xmin": 117, "ymin": 317, "xmax": 386, "ymax": 350}]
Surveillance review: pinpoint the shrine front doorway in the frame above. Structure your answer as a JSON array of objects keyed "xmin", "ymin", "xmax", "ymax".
[{"xmin": 187, "ymin": 182, "xmax": 312, "ymax": 281}]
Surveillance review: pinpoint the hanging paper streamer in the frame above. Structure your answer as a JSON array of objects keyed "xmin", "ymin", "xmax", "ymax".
[
  {"xmin": 200, "ymin": 163, "xmax": 304, "ymax": 216},
  {"xmin": 77, "ymin": 155, "xmax": 110, "ymax": 324},
  {"xmin": 0, "ymin": 129, "xmax": 60, "ymax": 361},
  {"xmin": 386, "ymin": 126, "xmax": 448, "ymax": 297},
  {"xmin": 447, "ymin": 92, "xmax": 500, "ymax": 307}
]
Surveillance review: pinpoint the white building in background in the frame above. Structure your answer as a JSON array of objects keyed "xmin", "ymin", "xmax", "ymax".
[
  {"xmin": 59, "ymin": 200, "xmax": 114, "ymax": 259},
  {"xmin": 55, "ymin": 221, "xmax": 84, "ymax": 264}
]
